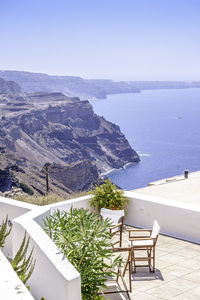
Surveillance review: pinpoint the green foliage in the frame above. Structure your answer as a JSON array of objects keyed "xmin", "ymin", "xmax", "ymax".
[
  {"xmin": 12, "ymin": 232, "xmax": 36, "ymax": 285},
  {"xmin": 90, "ymin": 180, "xmax": 129, "ymax": 213},
  {"xmin": 14, "ymin": 191, "xmax": 89, "ymax": 206},
  {"xmin": 19, "ymin": 182, "xmax": 34, "ymax": 195},
  {"xmin": 0, "ymin": 215, "xmax": 12, "ymax": 249},
  {"xmin": 43, "ymin": 208, "xmax": 122, "ymax": 299}
]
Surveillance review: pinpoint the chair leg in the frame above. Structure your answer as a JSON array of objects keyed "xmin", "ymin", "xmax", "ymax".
[
  {"xmin": 123, "ymin": 250, "xmax": 132, "ymax": 277},
  {"xmin": 132, "ymin": 250, "xmax": 136, "ymax": 273},
  {"xmin": 129, "ymin": 261, "xmax": 132, "ymax": 293},
  {"xmin": 153, "ymin": 246, "xmax": 155, "ymax": 272},
  {"xmin": 119, "ymin": 225, "xmax": 122, "ymax": 247},
  {"xmin": 123, "ymin": 260, "xmax": 129, "ymax": 277},
  {"xmin": 147, "ymin": 247, "xmax": 152, "ymax": 272}
]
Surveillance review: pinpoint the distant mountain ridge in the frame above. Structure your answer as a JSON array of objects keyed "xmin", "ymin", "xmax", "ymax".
[
  {"xmin": 0, "ymin": 70, "xmax": 200, "ymax": 99},
  {"xmin": 0, "ymin": 77, "xmax": 21, "ymax": 94}
]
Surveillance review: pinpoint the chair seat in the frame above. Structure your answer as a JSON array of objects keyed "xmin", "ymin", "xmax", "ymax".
[{"xmin": 129, "ymin": 239, "xmax": 154, "ymax": 247}]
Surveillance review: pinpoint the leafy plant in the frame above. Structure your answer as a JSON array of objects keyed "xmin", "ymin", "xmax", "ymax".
[
  {"xmin": 43, "ymin": 208, "xmax": 122, "ymax": 299},
  {"xmin": 90, "ymin": 179, "xmax": 129, "ymax": 213},
  {"xmin": 19, "ymin": 182, "xmax": 34, "ymax": 195},
  {"xmin": 12, "ymin": 232, "xmax": 36, "ymax": 285},
  {"xmin": 0, "ymin": 215, "xmax": 12, "ymax": 249}
]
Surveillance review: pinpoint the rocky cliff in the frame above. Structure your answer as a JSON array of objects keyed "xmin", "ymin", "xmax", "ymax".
[
  {"xmin": 0, "ymin": 77, "xmax": 21, "ymax": 95},
  {"xmin": 0, "ymin": 92, "xmax": 139, "ymax": 195}
]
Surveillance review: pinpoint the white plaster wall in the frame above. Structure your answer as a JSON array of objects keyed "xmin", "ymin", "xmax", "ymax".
[
  {"xmin": 125, "ymin": 191, "xmax": 200, "ymax": 244},
  {"xmin": 48, "ymin": 194, "xmax": 92, "ymax": 214},
  {"xmin": 0, "ymin": 197, "xmax": 35, "ymax": 257},
  {"xmin": 0, "ymin": 249, "xmax": 34, "ymax": 300},
  {"xmin": 0, "ymin": 197, "xmax": 82, "ymax": 300}
]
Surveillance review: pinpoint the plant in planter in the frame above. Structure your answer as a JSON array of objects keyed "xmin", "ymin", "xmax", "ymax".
[{"xmin": 90, "ymin": 179, "xmax": 129, "ymax": 213}]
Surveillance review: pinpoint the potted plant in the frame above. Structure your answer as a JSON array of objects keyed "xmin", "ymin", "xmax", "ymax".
[{"xmin": 90, "ymin": 179, "xmax": 129, "ymax": 213}]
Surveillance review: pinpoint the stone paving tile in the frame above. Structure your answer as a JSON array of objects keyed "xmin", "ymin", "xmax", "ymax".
[
  {"xmin": 131, "ymin": 292, "xmax": 162, "ymax": 299},
  {"xmin": 172, "ymin": 286, "xmax": 200, "ymax": 299},
  {"xmin": 160, "ymin": 264, "xmax": 192, "ymax": 278},
  {"xmin": 182, "ymin": 270, "xmax": 200, "ymax": 283},
  {"xmin": 145, "ymin": 284, "xmax": 183, "ymax": 299},
  {"xmin": 157, "ymin": 253, "xmax": 186, "ymax": 264},
  {"xmin": 156, "ymin": 249, "xmax": 170, "ymax": 258},
  {"xmin": 156, "ymin": 259, "xmax": 173, "ymax": 270},
  {"xmin": 162, "ymin": 278, "xmax": 199, "ymax": 293},
  {"xmin": 157, "ymin": 243, "xmax": 186, "ymax": 253},
  {"xmin": 175, "ymin": 247, "xmax": 200, "ymax": 258},
  {"xmin": 176, "ymin": 256, "xmax": 200, "ymax": 271}
]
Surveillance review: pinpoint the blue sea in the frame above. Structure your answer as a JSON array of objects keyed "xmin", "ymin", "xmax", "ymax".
[{"xmin": 90, "ymin": 88, "xmax": 200, "ymax": 190}]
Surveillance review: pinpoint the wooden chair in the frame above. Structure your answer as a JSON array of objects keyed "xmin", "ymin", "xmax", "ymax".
[
  {"xmin": 100, "ymin": 208, "xmax": 125, "ymax": 247},
  {"xmin": 98, "ymin": 246, "xmax": 134, "ymax": 299},
  {"xmin": 125, "ymin": 220, "xmax": 160, "ymax": 273}
]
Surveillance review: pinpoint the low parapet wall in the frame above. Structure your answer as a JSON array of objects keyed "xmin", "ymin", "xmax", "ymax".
[
  {"xmin": 0, "ymin": 196, "xmax": 82, "ymax": 300},
  {"xmin": 0, "ymin": 249, "xmax": 34, "ymax": 300},
  {"xmin": 125, "ymin": 191, "xmax": 200, "ymax": 244}
]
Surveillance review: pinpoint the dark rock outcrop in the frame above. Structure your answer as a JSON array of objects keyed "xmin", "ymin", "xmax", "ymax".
[
  {"xmin": 45, "ymin": 160, "xmax": 99, "ymax": 192},
  {"xmin": 0, "ymin": 167, "xmax": 19, "ymax": 192}
]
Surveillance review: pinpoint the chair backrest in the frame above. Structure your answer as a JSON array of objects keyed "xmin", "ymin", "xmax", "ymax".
[
  {"xmin": 100, "ymin": 208, "xmax": 125, "ymax": 225},
  {"xmin": 150, "ymin": 220, "xmax": 160, "ymax": 239}
]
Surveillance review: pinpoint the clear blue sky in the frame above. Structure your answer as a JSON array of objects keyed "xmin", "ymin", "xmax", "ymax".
[{"xmin": 1, "ymin": 0, "xmax": 200, "ymax": 80}]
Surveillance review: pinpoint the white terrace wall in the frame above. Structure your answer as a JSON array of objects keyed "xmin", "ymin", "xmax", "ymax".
[
  {"xmin": 48, "ymin": 194, "xmax": 92, "ymax": 216},
  {"xmin": 125, "ymin": 191, "xmax": 200, "ymax": 244},
  {"xmin": 0, "ymin": 197, "xmax": 35, "ymax": 257},
  {"xmin": 0, "ymin": 249, "xmax": 34, "ymax": 300},
  {"xmin": 0, "ymin": 196, "xmax": 82, "ymax": 300}
]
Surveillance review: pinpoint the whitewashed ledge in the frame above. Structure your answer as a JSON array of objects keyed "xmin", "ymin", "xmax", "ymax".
[{"xmin": 0, "ymin": 250, "xmax": 34, "ymax": 300}]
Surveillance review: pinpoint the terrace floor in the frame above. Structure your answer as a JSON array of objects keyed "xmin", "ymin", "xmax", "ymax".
[{"xmin": 104, "ymin": 227, "xmax": 200, "ymax": 300}]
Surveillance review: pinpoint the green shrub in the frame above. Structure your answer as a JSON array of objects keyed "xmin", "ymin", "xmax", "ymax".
[
  {"xmin": 19, "ymin": 182, "xmax": 34, "ymax": 195},
  {"xmin": 43, "ymin": 208, "xmax": 121, "ymax": 299},
  {"xmin": 0, "ymin": 218, "xmax": 35, "ymax": 288},
  {"xmin": 12, "ymin": 232, "xmax": 36, "ymax": 285},
  {"xmin": 90, "ymin": 179, "xmax": 129, "ymax": 213},
  {"xmin": 0, "ymin": 215, "xmax": 12, "ymax": 249}
]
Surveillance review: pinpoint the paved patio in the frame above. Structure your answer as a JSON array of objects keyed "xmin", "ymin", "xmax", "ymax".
[{"xmin": 105, "ymin": 227, "xmax": 200, "ymax": 300}]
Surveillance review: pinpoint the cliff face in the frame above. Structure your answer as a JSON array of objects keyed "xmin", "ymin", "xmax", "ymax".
[
  {"xmin": 0, "ymin": 77, "xmax": 21, "ymax": 95},
  {"xmin": 0, "ymin": 98, "xmax": 139, "ymax": 173},
  {"xmin": 0, "ymin": 94, "xmax": 139, "ymax": 194}
]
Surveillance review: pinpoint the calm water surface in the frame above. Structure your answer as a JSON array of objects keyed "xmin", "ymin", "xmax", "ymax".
[{"xmin": 90, "ymin": 89, "xmax": 200, "ymax": 190}]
